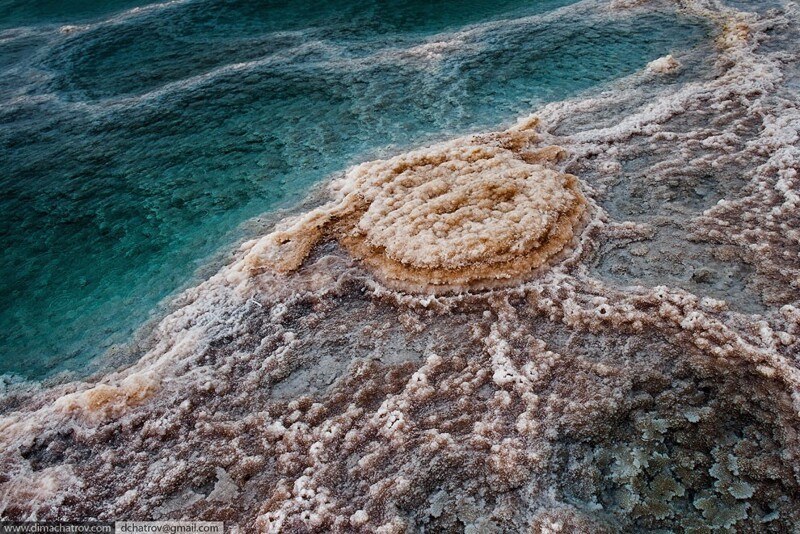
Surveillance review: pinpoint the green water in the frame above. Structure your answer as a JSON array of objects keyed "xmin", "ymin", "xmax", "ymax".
[{"xmin": 0, "ymin": 0, "xmax": 709, "ymax": 378}]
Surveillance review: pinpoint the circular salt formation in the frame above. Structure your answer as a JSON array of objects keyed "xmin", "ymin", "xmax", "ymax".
[
  {"xmin": 242, "ymin": 119, "xmax": 588, "ymax": 293},
  {"xmin": 359, "ymin": 149, "xmax": 572, "ymax": 268},
  {"xmin": 338, "ymin": 144, "xmax": 587, "ymax": 292}
]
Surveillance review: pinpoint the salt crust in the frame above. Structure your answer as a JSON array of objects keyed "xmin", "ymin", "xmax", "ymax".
[{"xmin": 1, "ymin": 0, "xmax": 800, "ymax": 531}]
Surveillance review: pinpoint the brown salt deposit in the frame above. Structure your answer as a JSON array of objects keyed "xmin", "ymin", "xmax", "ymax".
[{"xmin": 244, "ymin": 118, "xmax": 588, "ymax": 293}]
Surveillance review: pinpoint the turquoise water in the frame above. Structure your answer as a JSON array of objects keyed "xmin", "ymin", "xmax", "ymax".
[{"xmin": 0, "ymin": 0, "xmax": 709, "ymax": 378}]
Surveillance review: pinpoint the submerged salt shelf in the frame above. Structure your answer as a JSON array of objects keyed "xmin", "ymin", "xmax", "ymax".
[{"xmin": 2, "ymin": 0, "xmax": 800, "ymax": 531}]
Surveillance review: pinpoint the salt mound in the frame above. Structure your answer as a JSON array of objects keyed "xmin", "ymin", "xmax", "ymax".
[
  {"xmin": 243, "ymin": 118, "xmax": 587, "ymax": 292},
  {"xmin": 340, "ymin": 146, "xmax": 586, "ymax": 291},
  {"xmin": 647, "ymin": 54, "xmax": 681, "ymax": 74}
]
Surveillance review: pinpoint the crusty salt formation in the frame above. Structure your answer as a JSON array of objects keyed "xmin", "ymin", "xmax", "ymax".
[
  {"xmin": 339, "ymin": 144, "xmax": 586, "ymax": 292},
  {"xmin": 647, "ymin": 54, "xmax": 681, "ymax": 74},
  {"xmin": 2, "ymin": 0, "xmax": 800, "ymax": 531},
  {"xmin": 241, "ymin": 119, "xmax": 587, "ymax": 293}
]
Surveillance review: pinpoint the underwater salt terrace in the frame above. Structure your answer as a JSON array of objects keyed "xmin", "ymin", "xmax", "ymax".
[{"xmin": 0, "ymin": 0, "xmax": 710, "ymax": 378}]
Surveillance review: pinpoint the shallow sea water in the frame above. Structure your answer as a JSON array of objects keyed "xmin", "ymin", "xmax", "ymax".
[{"xmin": 0, "ymin": 0, "xmax": 708, "ymax": 378}]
